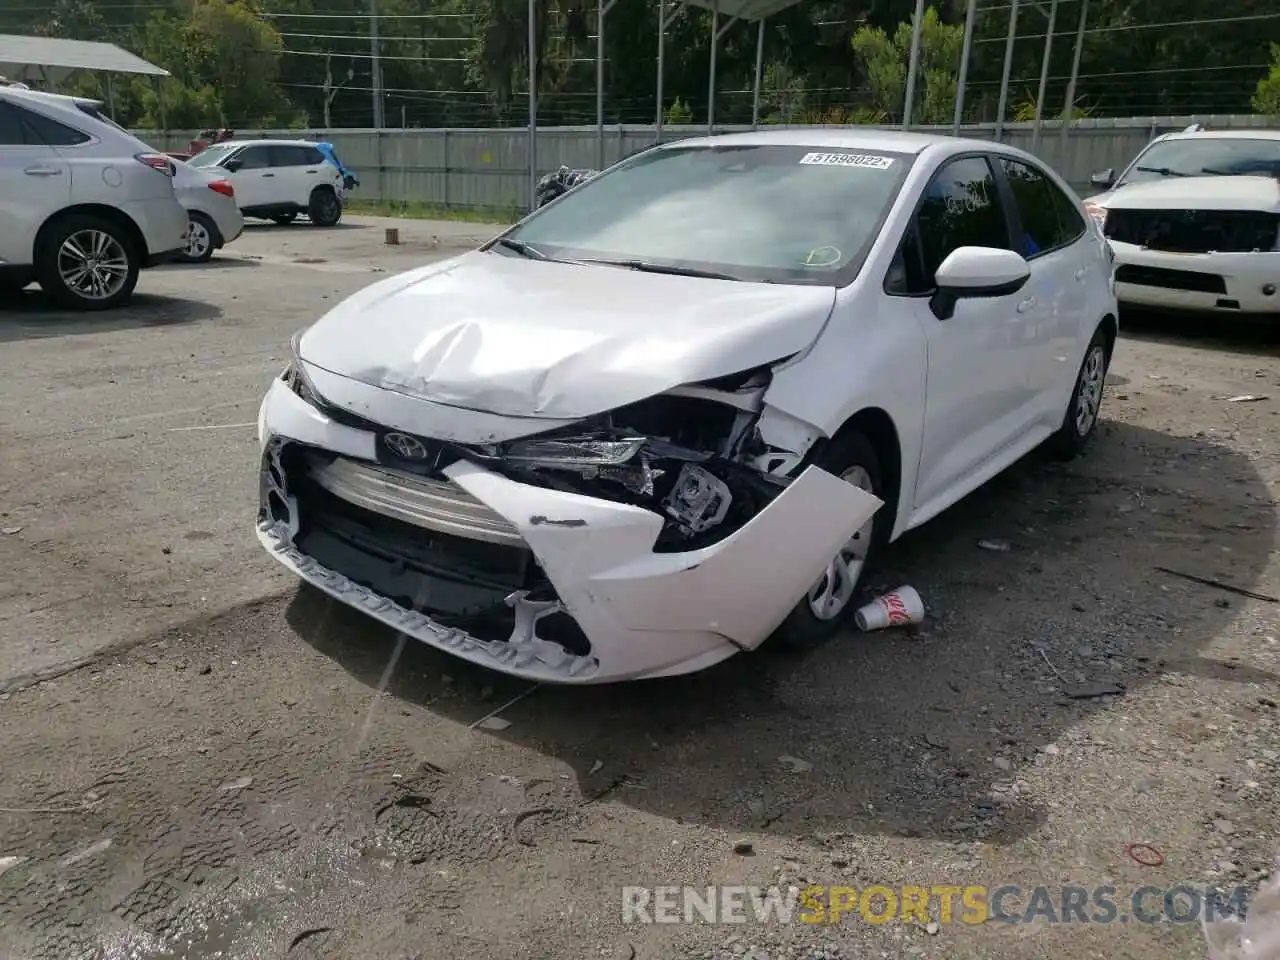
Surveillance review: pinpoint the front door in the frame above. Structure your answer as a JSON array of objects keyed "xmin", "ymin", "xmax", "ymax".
[
  {"xmin": 0, "ymin": 101, "xmax": 70, "ymax": 267},
  {"xmin": 223, "ymin": 145, "xmax": 273, "ymax": 208},
  {"xmin": 890, "ymin": 155, "xmax": 1041, "ymax": 512}
]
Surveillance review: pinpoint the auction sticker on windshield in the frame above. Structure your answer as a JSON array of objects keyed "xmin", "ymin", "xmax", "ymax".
[{"xmin": 799, "ymin": 152, "xmax": 895, "ymax": 169}]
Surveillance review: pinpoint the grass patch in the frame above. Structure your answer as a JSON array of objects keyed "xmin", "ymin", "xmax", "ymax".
[{"xmin": 345, "ymin": 199, "xmax": 519, "ymax": 224}]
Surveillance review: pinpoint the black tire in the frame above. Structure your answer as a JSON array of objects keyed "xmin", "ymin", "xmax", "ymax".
[
  {"xmin": 308, "ymin": 188, "xmax": 342, "ymax": 227},
  {"xmin": 271, "ymin": 212, "xmax": 297, "ymax": 225},
  {"xmin": 770, "ymin": 429, "xmax": 893, "ymax": 650},
  {"xmin": 36, "ymin": 214, "xmax": 140, "ymax": 311},
  {"xmin": 1047, "ymin": 326, "xmax": 1111, "ymax": 460},
  {"xmin": 178, "ymin": 211, "xmax": 218, "ymax": 264}
]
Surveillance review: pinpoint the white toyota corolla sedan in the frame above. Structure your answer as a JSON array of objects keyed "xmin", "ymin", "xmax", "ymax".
[{"xmin": 256, "ymin": 129, "xmax": 1118, "ymax": 684}]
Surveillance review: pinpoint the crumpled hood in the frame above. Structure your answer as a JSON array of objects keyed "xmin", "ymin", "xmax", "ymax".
[
  {"xmin": 1090, "ymin": 175, "xmax": 1280, "ymax": 213},
  {"xmin": 297, "ymin": 250, "xmax": 836, "ymax": 420}
]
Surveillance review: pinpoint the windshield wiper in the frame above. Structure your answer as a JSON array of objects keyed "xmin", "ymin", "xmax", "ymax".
[
  {"xmin": 573, "ymin": 258, "xmax": 741, "ymax": 281},
  {"xmin": 1133, "ymin": 165, "xmax": 1191, "ymax": 178},
  {"xmin": 494, "ymin": 237, "xmax": 551, "ymax": 260}
]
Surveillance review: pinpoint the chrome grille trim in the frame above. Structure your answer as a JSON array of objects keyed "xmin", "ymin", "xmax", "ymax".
[{"xmin": 305, "ymin": 453, "xmax": 525, "ymax": 547}]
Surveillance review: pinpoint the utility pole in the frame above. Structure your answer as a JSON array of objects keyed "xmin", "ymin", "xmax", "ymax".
[{"xmin": 370, "ymin": 0, "xmax": 384, "ymax": 128}]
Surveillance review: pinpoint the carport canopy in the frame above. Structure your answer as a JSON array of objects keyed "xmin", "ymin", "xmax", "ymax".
[{"xmin": 0, "ymin": 34, "xmax": 169, "ymax": 87}]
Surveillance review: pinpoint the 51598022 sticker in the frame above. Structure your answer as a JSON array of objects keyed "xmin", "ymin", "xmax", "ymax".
[{"xmin": 798, "ymin": 152, "xmax": 895, "ymax": 170}]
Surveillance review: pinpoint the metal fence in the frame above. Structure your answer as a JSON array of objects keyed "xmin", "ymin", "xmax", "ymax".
[{"xmin": 141, "ymin": 115, "xmax": 1274, "ymax": 212}]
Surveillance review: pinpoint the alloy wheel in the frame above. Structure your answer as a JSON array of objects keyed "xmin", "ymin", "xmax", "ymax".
[
  {"xmin": 186, "ymin": 219, "xmax": 211, "ymax": 259},
  {"xmin": 1075, "ymin": 344, "xmax": 1106, "ymax": 436},
  {"xmin": 807, "ymin": 464, "xmax": 875, "ymax": 621},
  {"xmin": 57, "ymin": 230, "xmax": 130, "ymax": 301}
]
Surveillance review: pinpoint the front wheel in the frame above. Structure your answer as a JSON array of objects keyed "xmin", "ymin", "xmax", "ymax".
[
  {"xmin": 770, "ymin": 430, "xmax": 891, "ymax": 650},
  {"xmin": 1047, "ymin": 327, "xmax": 1110, "ymax": 460},
  {"xmin": 308, "ymin": 189, "xmax": 342, "ymax": 227},
  {"xmin": 36, "ymin": 214, "xmax": 139, "ymax": 311}
]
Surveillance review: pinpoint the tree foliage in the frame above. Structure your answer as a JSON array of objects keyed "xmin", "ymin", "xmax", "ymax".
[{"xmin": 0, "ymin": 0, "xmax": 1277, "ymax": 129}]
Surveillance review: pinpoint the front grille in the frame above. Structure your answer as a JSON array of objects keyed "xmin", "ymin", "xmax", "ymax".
[
  {"xmin": 1104, "ymin": 209, "xmax": 1280, "ymax": 253},
  {"xmin": 1115, "ymin": 264, "xmax": 1227, "ymax": 294},
  {"xmin": 305, "ymin": 452, "xmax": 523, "ymax": 546}
]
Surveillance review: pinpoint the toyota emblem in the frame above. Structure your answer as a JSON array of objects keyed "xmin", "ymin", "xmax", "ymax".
[{"xmin": 384, "ymin": 432, "xmax": 429, "ymax": 460}]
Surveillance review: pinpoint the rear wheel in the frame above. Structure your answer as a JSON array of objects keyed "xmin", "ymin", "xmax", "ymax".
[
  {"xmin": 1047, "ymin": 326, "xmax": 1110, "ymax": 460},
  {"xmin": 771, "ymin": 430, "xmax": 891, "ymax": 650},
  {"xmin": 36, "ymin": 214, "xmax": 139, "ymax": 311},
  {"xmin": 308, "ymin": 188, "xmax": 342, "ymax": 227},
  {"xmin": 178, "ymin": 212, "xmax": 218, "ymax": 263}
]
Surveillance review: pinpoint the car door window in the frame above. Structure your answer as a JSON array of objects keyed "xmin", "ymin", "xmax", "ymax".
[
  {"xmin": 302, "ymin": 146, "xmax": 326, "ymax": 165},
  {"xmin": 1000, "ymin": 158, "xmax": 1084, "ymax": 257},
  {"xmin": 15, "ymin": 106, "xmax": 90, "ymax": 146},
  {"xmin": 0, "ymin": 102, "xmax": 25, "ymax": 144},
  {"xmin": 886, "ymin": 155, "xmax": 1012, "ymax": 296},
  {"xmin": 235, "ymin": 146, "xmax": 271, "ymax": 170},
  {"xmin": 269, "ymin": 145, "xmax": 310, "ymax": 168}
]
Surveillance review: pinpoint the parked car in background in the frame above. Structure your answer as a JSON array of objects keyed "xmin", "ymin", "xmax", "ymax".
[
  {"xmin": 173, "ymin": 160, "xmax": 244, "ymax": 263},
  {"xmin": 0, "ymin": 87, "xmax": 187, "ymax": 309},
  {"xmin": 256, "ymin": 130, "xmax": 1118, "ymax": 685},
  {"xmin": 187, "ymin": 139, "xmax": 345, "ymax": 227},
  {"xmin": 1085, "ymin": 127, "xmax": 1280, "ymax": 315}
]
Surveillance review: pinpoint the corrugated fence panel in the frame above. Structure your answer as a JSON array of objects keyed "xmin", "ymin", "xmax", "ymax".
[{"xmin": 136, "ymin": 116, "xmax": 1268, "ymax": 210}]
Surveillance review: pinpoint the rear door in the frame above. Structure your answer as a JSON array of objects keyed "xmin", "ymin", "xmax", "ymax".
[
  {"xmin": 269, "ymin": 144, "xmax": 327, "ymax": 205},
  {"xmin": 995, "ymin": 156, "xmax": 1093, "ymax": 421},
  {"xmin": 0, "ymin": 100, "xmax": 71, "ymax": 267}
]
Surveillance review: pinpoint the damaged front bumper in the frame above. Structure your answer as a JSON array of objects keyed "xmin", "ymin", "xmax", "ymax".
[{"xmin": 256, "ymin": 379, "xmax": 881, "ymax": 684}]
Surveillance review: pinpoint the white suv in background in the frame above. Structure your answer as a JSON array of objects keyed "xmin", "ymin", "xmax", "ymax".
[
  {"xmin": 187, "ymin": 139, "xmax": 346, "ymax": 227},
  {"xmin": 0, "ymin": 87, "xmax": 188, "ymax": 310}
]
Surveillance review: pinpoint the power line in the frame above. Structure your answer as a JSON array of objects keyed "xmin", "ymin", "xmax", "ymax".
[
  {"xmin": 975, "ymin": 10, "xmax": 1280, "ymax": 43},
  {"xmin": 279, "ymin": 31, "xmax": 470, "ymax": 42},
  {"xmin": 261, "ymin": 10, "xmax": 474, "ymax": 19}
]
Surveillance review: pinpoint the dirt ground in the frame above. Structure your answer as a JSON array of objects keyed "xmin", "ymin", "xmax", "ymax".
[{"xmin": 1, "ymin": 217, "xmax": 1278, "ymax": 960}]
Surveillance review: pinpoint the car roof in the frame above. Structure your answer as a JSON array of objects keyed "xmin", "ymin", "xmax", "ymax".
[
  {"xmin": 0, "ymin": 86, "xmax": 102, "ymax": 110},
  {"xmin": 658, "ymin": 127, "xmax": 1000, "ymax": 157},
  {"xmin": 1153, "ymin": 129, "xmax": 1280, "ymax": 143},
  {"xmin": 217, "ymin": 138, "xmax": 320, "ymax": 148}
]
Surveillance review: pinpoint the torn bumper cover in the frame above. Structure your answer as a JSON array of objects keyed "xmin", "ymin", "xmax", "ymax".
[{"xmin": 256, "ymin": 379, "xmax": 882, "ymax": 684}]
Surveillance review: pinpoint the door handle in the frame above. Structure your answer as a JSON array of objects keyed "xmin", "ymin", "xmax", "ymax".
[
  {"xmin": 262, "ymin": 173, "xmax": 275, "ymax": 177},
  {"xmin": 1017, "ymin": 297, "xmax": 1036, "ymax": 314},
  {"xmin": 305, "ymin": 169, "xmax": 317, "ymax": 173},
  {"xmin": 24, "ymin": 165, "xmax": 62, "ymax": 176}
]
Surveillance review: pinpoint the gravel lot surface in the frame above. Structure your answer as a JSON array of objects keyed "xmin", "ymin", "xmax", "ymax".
[{"xmin": 1, "ymin": 217, "xmax": 1278, "ymax": 960}]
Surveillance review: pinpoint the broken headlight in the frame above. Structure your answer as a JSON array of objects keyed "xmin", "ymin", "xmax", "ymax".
[
  {"xmin": 284, "ymin": 332, "xmax": 324, "ymax": 408},
  {"xmin": 500, "ymin": 436, "xmax": 646, "ymax": 467}
]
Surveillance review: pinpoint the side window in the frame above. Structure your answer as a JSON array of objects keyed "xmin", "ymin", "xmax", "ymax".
[
  {"xmin": 303, "ymin": 146, "xmax": 326, "ymax": 165},
  {"xmin": 15, "ymin": 106, "xmax": 91, "ymax": 146},
  {"xmin": 913, "ymin": 156, "xmax": 1012, "ymax": 288},
  {"xmin": 1000, "ymin": 158, "xmax": 1084, "ymax": 255},
  {"xmin": 235, "ymin": 146, "xmax": 271, "ymax": 170},
  {"xmin": 270, "ymin": 145, "xmax": 310, "ymax": 167},
  {"xmin": 885, "ymin": 222, "xmax": 928, "ymax": 296},
  {"xmin": 0, "ymin": 102, "xmax": 26, "ymax": 145}
]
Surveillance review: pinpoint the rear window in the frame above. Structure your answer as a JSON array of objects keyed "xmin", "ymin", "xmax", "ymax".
[
  {"xmin": 75, "ymin": 101, "xmax": 128, "ymax": 134},
  {"xmin": 7, "ymin": 104, "xmax": 90, "ymax": 146}
]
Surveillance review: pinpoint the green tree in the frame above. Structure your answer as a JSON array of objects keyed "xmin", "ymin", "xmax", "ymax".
[
  {"xmin": 1255, "ymin": 44, "xmax": 1280, "ymax": 114},
  {"xmin": 187, "ymin": 0, "xmax": 296, "ymax": 126},
  {"xmin": 851, "ymin": 5, "xmax": 961, "ymax": 124}
]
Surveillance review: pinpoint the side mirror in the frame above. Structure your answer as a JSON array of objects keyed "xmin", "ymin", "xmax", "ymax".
[
  {"xmin": 1089, "ymin": 168, "xmax": 1116, "ymax": 188},
  {"xmin": 929, "ymin": 247, "xmax": 1030, "ymax": 321},
  {"xmin": 223, "ymin": 158, "xmax": 242, "ymax": 172}
]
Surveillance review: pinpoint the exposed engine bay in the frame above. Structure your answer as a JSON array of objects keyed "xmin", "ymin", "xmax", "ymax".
[{"xmin": 452, "ymin": 366, "xmax": 807, "ymax": 551}]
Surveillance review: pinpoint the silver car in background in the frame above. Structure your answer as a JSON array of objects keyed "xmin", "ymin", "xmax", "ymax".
[{"xmin": 173, "ymin": 160, "xmax": 244, "ymax": 263}]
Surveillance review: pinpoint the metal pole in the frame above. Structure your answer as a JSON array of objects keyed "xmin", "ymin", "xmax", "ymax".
[
  {"xmin": 656, "ymin": 1, "xmax": 666, "ymax": 141},
  {"xmin": 901, "ymin": 0, "xmax": 926, "ymax": 129},
  {"xmin": 106, "ymin": 73, "xmax": 116, "ymax": 120},
  {"xmin": 528, "ymin": 0, "xmax": 537, "ymax": 212},
  {"xmin": 752, "ymin": 18, "xmax": 765, "ymax": 129},
  {"xmin": 994, "ymin": 0, "xmax": 1018, "ymax": 141},
  {"xmin": 1030, "ymin": 0, "xmax": 1058, "ymax": 154},
  {"xmin": 952, "ymin": 0, "xmax": 977, "ymax": 136},
  {"xmin": 1059, "ymin": 0, "xmax": 1088, "ymax": 155},
  {"xmin": 370, "ymin": 0, "xmax": 384, "ymax": 127},
  {"xmin": 596, "ymin": 0, "xmax": 605, "ymax": 168},
  {"xmin": 707, "ymin": 0, "xmax": 719, "ymax": 133}
]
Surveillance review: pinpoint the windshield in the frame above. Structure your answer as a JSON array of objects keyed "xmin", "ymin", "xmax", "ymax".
[
  {"xmin": 188, "ymin": 144, "xmax": 239, "ymax": 168},
  {"xmin": 504, "ymin": 143, "xmax": 914, "ymax": 285},
  {"xmin": 1122, "ymin": 137, "xmax": 1280, "ymax": 184}
]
